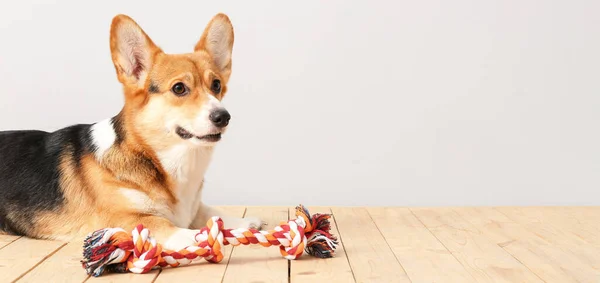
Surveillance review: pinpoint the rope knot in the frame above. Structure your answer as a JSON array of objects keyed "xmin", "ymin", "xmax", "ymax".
[
  {"xmin": 128, "ymin": 224, "xmax": 163, "ymax": 273},
  {"xmin": 195, "ymin": 216, "xmax": 225, "ymax": 263}
]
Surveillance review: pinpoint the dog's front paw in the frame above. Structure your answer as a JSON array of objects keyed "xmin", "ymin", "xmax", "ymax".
[
  {"xmin": 163, "ymin": 228, "xmax": 200, "ymax": 251},
  {"xmin": 243, "ymin": 216, "xmax": 266, "ymax": 230},
  {"xmin": 224, "ymin": 216, "xmax": 266, "ymax": 230}
]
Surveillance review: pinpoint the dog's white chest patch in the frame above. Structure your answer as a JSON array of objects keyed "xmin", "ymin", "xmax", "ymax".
[
  {"xmin": 157, "ymin": 144, "xmax": 213, "ymax": 228},
  {"xmin": 90, "ymin": 118, "xmax": 116, "ymax": 160}
]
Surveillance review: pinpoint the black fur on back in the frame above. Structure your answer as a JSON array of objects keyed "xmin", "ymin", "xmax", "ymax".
[{"xmin": 0, "ymin": 124, "xmax": 96, "ymax": 236}]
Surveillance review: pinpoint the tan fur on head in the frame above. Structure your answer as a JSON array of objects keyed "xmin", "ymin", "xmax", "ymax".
[{"xmin": 108, "ymin": 13, "xmax": 235, "ymax": 152}]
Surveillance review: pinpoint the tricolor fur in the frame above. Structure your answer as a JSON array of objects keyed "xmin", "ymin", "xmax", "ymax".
[{"xmin": 0, "ymin": 14, "xmax": 262, "ymax": 250}]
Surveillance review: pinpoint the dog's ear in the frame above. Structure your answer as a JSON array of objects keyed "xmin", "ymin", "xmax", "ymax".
[
  {"xmin": 110, "ymin": 14, "xmax": 161, "ymax": 88},
  {"xmin": 195, "ymin": 13, "xmax": 234, "ymax": 81}
]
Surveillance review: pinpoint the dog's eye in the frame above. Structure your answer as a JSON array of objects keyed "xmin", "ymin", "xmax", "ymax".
[
  {"xmin": 171, "ymin": 82, "xmax": 188, "ymax": 96},
  {"xmin": 210, "ymin": 79, "xmax": 221, "ymax": 94}
]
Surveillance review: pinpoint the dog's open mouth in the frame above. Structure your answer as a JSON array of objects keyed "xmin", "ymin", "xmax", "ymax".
[{"xmin": 176, "ymin": 126, "xmax": 221, "ymax": 142}]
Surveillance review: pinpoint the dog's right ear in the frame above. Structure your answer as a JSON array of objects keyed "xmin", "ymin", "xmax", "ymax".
[{"xmin": 110, "ymin": 14, "xmax": 161, "ymax": 88}]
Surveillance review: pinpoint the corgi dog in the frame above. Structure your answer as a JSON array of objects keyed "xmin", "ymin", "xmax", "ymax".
[{"xmin": 0, "ymin": 13, "xmax": 262, "ymax": 251}]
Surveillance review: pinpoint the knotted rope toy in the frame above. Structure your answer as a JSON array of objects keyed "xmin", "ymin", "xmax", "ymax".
[{"xmin": 81, "ymin": 204, "xmax": 338, "ymax": 276}]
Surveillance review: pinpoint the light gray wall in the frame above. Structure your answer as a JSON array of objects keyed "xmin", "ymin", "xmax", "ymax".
[{"xmin": 1, "ymin": 1, "xmax": 598, "ymax": 206}]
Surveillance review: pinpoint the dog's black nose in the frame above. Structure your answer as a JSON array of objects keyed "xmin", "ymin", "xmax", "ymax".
[{"xmin": 209, "ymin": 109, "xmax": 231, "ymax": 128}]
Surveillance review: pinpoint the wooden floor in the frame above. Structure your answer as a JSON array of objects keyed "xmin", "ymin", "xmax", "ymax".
[{"xmin": 1, "ymin": 206, "xmax": 599, "ymax": 283}]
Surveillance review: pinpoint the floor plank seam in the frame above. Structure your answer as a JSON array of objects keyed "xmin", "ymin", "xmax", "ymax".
[
  {"xmin": 218, "ymin": 206, "xmax": 247, "ymax": 283},
  {"xmin": 329, "ymin": 210, "xmax": 358, "ymax": 283},
  {"xmin": 491, "ymin": 207, "xmax": 518, "ymax": 223},
  {"xmin": 0, "ymin": 236, "xmax": 22, "ymax": 251},
  {"xmin": 12, "ymin": 241, "xmax": 68, "ymax": 283},
  {"xmin": 498, "ymin": 244, "xmax": 548, "ymax": 283},
  {"xmin": 408, "ymin": 208, "xmax": 478, "ymax": 283},
  {"xmin": 218, "ymin": 242, "xmax": 239, "ymax": 283},
  {"xmin": 79, "ymin": 264, "xmax": 91, "ymax": 283},
  {"xmin": 286, "ymin": 207, "xmax": 291, "ymax": 283},
  {"xmin": 150, "ymin": 269, "xmax": 162, "ymax": 283},
  {"xmin": 366, "ymin": 209, "xmax": 413, "ymax": 283}
]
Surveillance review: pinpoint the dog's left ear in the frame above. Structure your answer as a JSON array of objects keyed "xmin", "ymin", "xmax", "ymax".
[{"xmin": 195, "ymin": 13, "xmax": 234, "ymax": 81}]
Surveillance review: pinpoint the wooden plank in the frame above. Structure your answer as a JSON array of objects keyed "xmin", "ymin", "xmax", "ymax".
[
  {"xmin": 222, "ymin": 206, "xmax": 290, "ymax": 283},
  {"xmin": 0, "ymin": 237, "xmax": 66, "ymax": 282},
  {"xmin": 565, "ymin": 206, "xmax": 600, "ymax": 223},
  {"xmin": 411, "ymin": 208, "xmax": 543, "ymax": 283},
  {"xmin": 495, "ymin": 207, "xmax": 591, "ymax": 247},
  {"xmin": 0, "ymin": 235, "xmax": 20, "ymax": 250},
  {"xmin": 86, "ymin": 269, "xmax": 159, "ymax": 283},
  {"xmin": 531, "ymin": 207, "xmax": 600, "ymax": 246},
  {"xmin": 367, "ymin": 207, "xmax": 474, "ymax": 283},
  {"xmin": 559, "ymin": 207, "xmax": 600, "ymax": 246},
  {"xmin": 496, "ymin": 207, "xmax": 600, "ymax": 278},
  {"xmin": 331, "ymin": 207, "xmax": 410, "ymax": 283},
  {"xmin": 454, "ymin": 207, "xmax": 589, "ymax": 283},
  {"xmin": 19, "ymin": 239, "xmax": 90, "ymax": 283},
  {"xmin": 154, "ymin": 206, "xmax": 247, "ymax": 283},
  {"xmin": 289, "ymin": 206, "xmax": 355, "ymax": 283}
]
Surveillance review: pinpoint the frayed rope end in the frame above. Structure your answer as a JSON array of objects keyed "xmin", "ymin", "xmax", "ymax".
[
  {"xmin": 294, "ymin": 204, "xmax": 339, "ymax": 258},
  {"xmin": 81, "ymin": 228, "xmax": 131, "ymax": 277}
]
